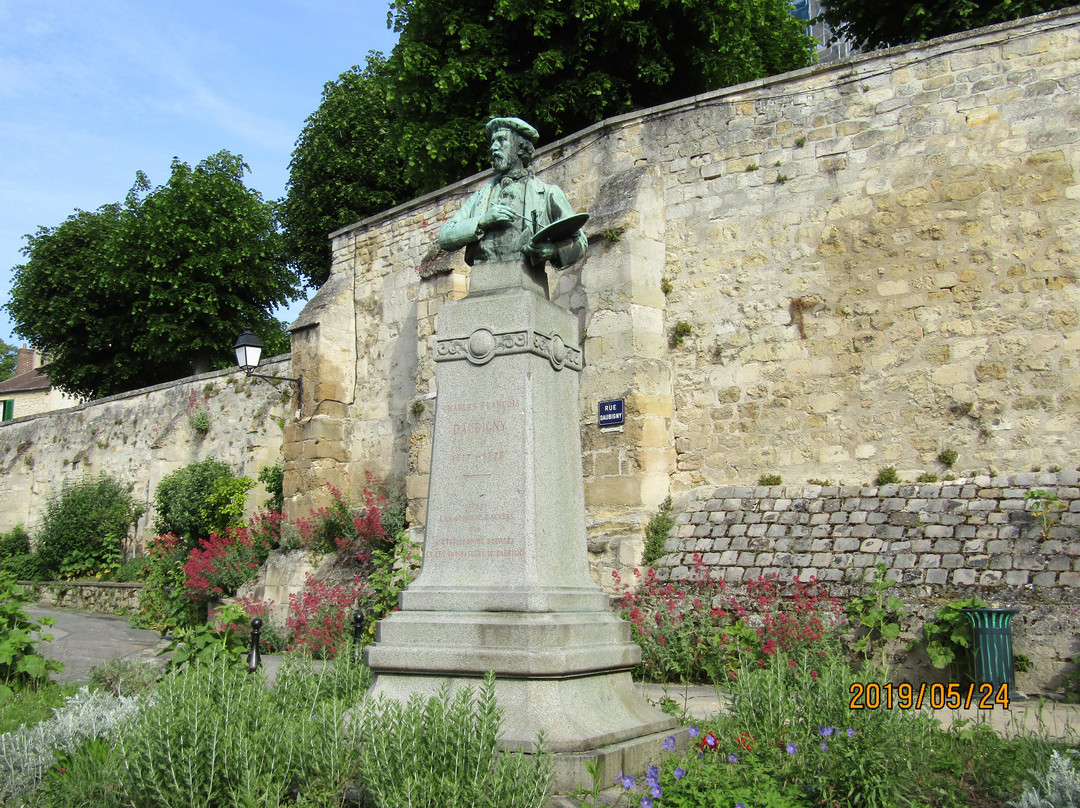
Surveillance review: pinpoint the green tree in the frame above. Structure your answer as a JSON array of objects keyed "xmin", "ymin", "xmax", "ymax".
[
  {"xmin": 6, "ymin": 151, "xmax": 297, "ymax": 400},
  {"xmin": 281, "ymin": 55, "xmax": 407, "ymax": 287},
  {"xmin": 820, "ymin": 0, "xmax": 1073, "ymax": 50},
  {"xmin": 0, "ymin": 340, "xmax": 16, "ymax": 381},
  {"xmin": 284, "ymin": 0, "xmax": 815, "ymax": 285}
]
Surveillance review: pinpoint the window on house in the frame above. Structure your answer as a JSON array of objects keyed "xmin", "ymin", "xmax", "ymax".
[{"xmin": 1, "ymin": 399, "xmax": 13, "ymax": 421}]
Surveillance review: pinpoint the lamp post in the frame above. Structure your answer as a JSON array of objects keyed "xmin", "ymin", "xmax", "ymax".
[{"xmin": 233, "ymin": 330, "xmax": 303, "ymax": 416}]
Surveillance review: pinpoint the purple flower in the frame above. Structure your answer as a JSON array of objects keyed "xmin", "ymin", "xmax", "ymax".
[
  {"xmin": 728, "ymin": 753, "xmax": 738, "ymax": 764},
  {"xmin": 641, "ymin": 799, "xmax": 653, "ymax": 808},
  {"xmin": 651, "ymin": 785, "xmax": 662, "ymax": 798},
  {"xmin": 786, "ymin": 743, "xmax": 798, "ymax": 755},
  {"xmin": 647, "ymin": 765, "xmax": 660, "ymax": 783},
  {"xmin": 818, "ymin": 726, "xmax": 835, "ymax": 737},
  {"xmin": 619, "ymin": 771, "xmax": 635, "ymax": 789},
  {"xmin": 736, "ymin": 803, "xmax": 748, "ymax": 808},
  {"xmin": 674, "ymin": 767, "xmax": 687, "ymax": 779},
  {"xmin": 688, "ymin": 726, "xmax": 699, "ymax": 737},
  {"xmin": 847, "ymin": 728, "xmax": 856, "ymax": 738},
  {"xmin": 663, "ymin": 734, "xmax": 676, "ymax": 751},
  {"xmin": 820, "ymin": 740, "xmax": 828, "ymax": 751}
]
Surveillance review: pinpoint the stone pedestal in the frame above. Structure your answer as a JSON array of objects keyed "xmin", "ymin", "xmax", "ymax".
[{"xmin": 365, "ymin": 261, "xmax": 674, "ymax": 790}]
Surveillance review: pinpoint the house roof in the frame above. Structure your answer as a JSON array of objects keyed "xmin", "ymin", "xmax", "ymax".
[{"xmin": 0, "ymin": 366, "xmax": 52, "ymax": 394}]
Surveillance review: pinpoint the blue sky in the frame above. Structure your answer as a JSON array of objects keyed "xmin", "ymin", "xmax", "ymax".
[{"xmin": 0, "ymin": 0, "xmax": 400, "ymax": 350}]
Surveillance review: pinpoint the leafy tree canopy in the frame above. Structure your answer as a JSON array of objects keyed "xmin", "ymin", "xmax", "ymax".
[
  {"xmin": 0, "ymin": 340, "xmax": 16, "ymax": 382},
  {"xmin": 820, "ymin": 0, "xmax": 1074, "ymax": 50},
  {"xmin": 6, "ymin": 151, "xmax": 296, "ymax": 400},
  {"xmin": 284, "ymin": 0, "xmax": 816, "ymax": 285}
]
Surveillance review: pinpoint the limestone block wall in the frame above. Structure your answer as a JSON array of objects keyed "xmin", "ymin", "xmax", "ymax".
[
  {"xmin": 0, "ymin": 359, "xmax": 291, "ymax": 550},
  {"xmin": 289, "ymin": 9, "xmax": 1080, "ymax": 582},
  {"xmin": 659, "ymin": 471, "xmax": 1080, "ymax": 691}
]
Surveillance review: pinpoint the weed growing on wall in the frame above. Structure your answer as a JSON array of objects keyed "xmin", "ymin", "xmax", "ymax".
[{"xmin": 641, "ymin": 496, "xmax": 675, "ymax": 566}]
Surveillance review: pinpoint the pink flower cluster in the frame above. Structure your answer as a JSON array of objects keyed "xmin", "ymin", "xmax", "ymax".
[{"xmin": 286, "ymin": 574, "xmax": 356, "ymax": 658}]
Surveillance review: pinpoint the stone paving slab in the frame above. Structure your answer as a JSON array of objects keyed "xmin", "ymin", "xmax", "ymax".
[{"xmin": 25, "ymin": 604, "xmax": 169, "ymax": 684}]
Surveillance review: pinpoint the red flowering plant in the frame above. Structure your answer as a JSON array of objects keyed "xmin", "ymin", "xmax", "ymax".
[
  {"xmin": 614, "ymin": 560, "xmax": 844, "ymax": 683},
  {"xmin": 182, "ymin": 526, "xmax": 273, "ymax": 601},
  {"xmin": 286, "ymin": 574, "xmax": 357, "ymax": 659},
  {"xmin": 613, "ymin": 555, "xmax": 753, "ymax": 683}
]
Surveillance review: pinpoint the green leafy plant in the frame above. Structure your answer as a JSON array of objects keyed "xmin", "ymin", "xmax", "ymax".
[
  {"xmin": 0, "ymin": 572, "xmax": 63, "ymax": 703},
  {"xmin": 410, "ymin": 398, "xmax": 425, "ymax": 417},
  {"xmin": 0, "ymin": 525, "xmax": 30, "ymax": 560},
  {"xmin": 917, "ymin": 472, "xmax": 940, "ymax": 483},
  {"xmin": 795, "ymin": 136, "xmax": 807, "ymax": 147},
  {"xmin": 759, "ymin": 474, "xmax": 782, "ymax": 486},
  {"xmin": 355, "ymin": 671, "xmax": 553, "ymax": 808},
  {"xmin": 87, "ymin": 658, "xmax": 160, "ymax": 698},
  {"xmin": 917, "ymin": 596, "xmax": 988, "ymax": 679},
  {"xmin": 601, "ymin": 227, "xmax": 625, "ymax": 243},
  {"xmin": 257, "ymin": 462, "xmax": 285, "ymax": 513},
  {"xmin": 357, "ymin": 532, "xmax": 422, "ymax": 641},
  {"xmin": 199, "ymin": 475, "xmax": 256, "ymax": 537},
  {"xmin": 641, "ymin": 496, "xmax": 675, "ymax": 566},
  {"xmin": 745, "ymin": 162, "xmax": 759, "ymax": 171},
  {"xmin": 874, "ymin": 466, "xmax": 900, "ymax": 486},
  {"xmin": 661, "ymin": 277, "xmax": 673, "ymax": 296},
  {"xmin": 35, "ymin": 473, "xmax": 143, "ymax": 580},
  {"xmin": 670, "ymin": 320, "xmax": 693, "ymax": 347},
  {"xmin": 1026, "ymin": 489, "xmax": 1067, "ymax": 539},
  {"xmin": 845, "ymin": 563, "xmax": 906, "ymax": 666},
  {"xmin": 152, "ymin": 458, "xmax": 233, "ymax": 546}
]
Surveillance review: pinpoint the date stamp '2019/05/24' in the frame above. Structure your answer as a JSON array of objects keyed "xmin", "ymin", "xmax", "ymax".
[{"xmin": 849, "ymin": 682, "xmax": 1011, "ymax": 711}]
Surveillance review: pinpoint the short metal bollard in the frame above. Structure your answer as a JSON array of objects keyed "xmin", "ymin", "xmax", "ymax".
[
  {"xmin": 247, "ymin": 617, "xmax": 262, "ymax": 673},
  {"xmin": 963, "ymin": 607, "xmax": 1019, "ymax": 690}
]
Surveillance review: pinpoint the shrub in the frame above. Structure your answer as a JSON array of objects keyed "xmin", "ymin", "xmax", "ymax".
[
  {"xmin": 355, "ymin": 672, "xmax": 552, "ymax": 808},
  {"xmin": 1011, "ymin": 751, "xmax": 1080, "ymax": 808},
  {"xmin": 0, "ymin": 525, "xmax": 30, "ymax": 559},
  {"xmin": 199, "ymin": 475, "xmax": 255, "ymax": 537},
  {"xmin": 35, "ymin": 474, "xmax": 142, "ymax": 579},
  {"xmin": 113, "ymin": 654, "xmax": 363, "ymax": 808},
  {"xmin": 1, "ymin": 553, "xmax": 46, "ymax": 582},
  {"xmin": 109, "ymin": 555, "xmax": 149, "ymax": 583},
  {"xmin": 152, "ymin": 458, "xmax": 233, "ymax": 545},
  {"xmin": 758, "ymin": 473, "xmax": 782, "ymax": 486},
  {"xmin": 0, "ymin": 686, "xmax": 140, "ymax": 805},
  {"xmin": 132, "ymin": 533, "xmax": 197, "ymax": 631}
]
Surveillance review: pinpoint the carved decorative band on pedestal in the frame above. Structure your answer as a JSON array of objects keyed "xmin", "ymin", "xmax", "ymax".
[{"xmin": 436, "ymin": 328, "xmax": 583, "ymax": 371}]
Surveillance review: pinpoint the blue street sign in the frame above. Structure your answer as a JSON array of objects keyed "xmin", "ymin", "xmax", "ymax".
[{"xmin": 598, "ymin": 398, "xmax": 625, "ymax": 427}]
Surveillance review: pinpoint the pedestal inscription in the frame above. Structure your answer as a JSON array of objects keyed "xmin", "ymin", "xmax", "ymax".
[{"xmin": 364, "ymin": 266, "xmax": 674, "ymax": 787}]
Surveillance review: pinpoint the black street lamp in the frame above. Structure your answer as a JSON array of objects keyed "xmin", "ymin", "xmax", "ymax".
[{"xmin": 233, "ymin": 330, "xmax": 303, "ymax": 416}]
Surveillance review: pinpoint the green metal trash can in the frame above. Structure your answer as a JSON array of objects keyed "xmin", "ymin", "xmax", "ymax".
[{"xmin": 962, "ymin": 608, "xmax": 1019, "ymax": 690}]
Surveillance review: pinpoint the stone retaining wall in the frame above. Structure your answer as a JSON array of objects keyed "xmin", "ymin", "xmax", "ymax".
[
  {"xmin": 29, "ymin": 581, "xmax": 143, "ymax": 615},
  {"xmin": 658, "ymin": 471, "xmax": 1080, "ymax": 692},
  {"xmin": 0, "ymin": 358, "xmax": 291, "ymax": 550},
  {"xmin": 664, "ymin": 471, "xmax": 1080, "ymax": 593}
]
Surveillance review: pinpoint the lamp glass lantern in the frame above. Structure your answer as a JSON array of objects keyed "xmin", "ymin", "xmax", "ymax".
[{"xmin": 234, "ymin": 330, "xmax": 264, "ymax": 372}]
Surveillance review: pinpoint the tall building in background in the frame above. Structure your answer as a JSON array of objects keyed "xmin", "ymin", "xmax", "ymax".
[{"xmin": 792, "ymin": 0, "xmax": 858, "ymax": 63}]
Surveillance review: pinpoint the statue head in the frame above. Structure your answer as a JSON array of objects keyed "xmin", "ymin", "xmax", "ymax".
[{"xmin": 485, "ymin": 117, "xmax": 537, "ymax": 173}]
